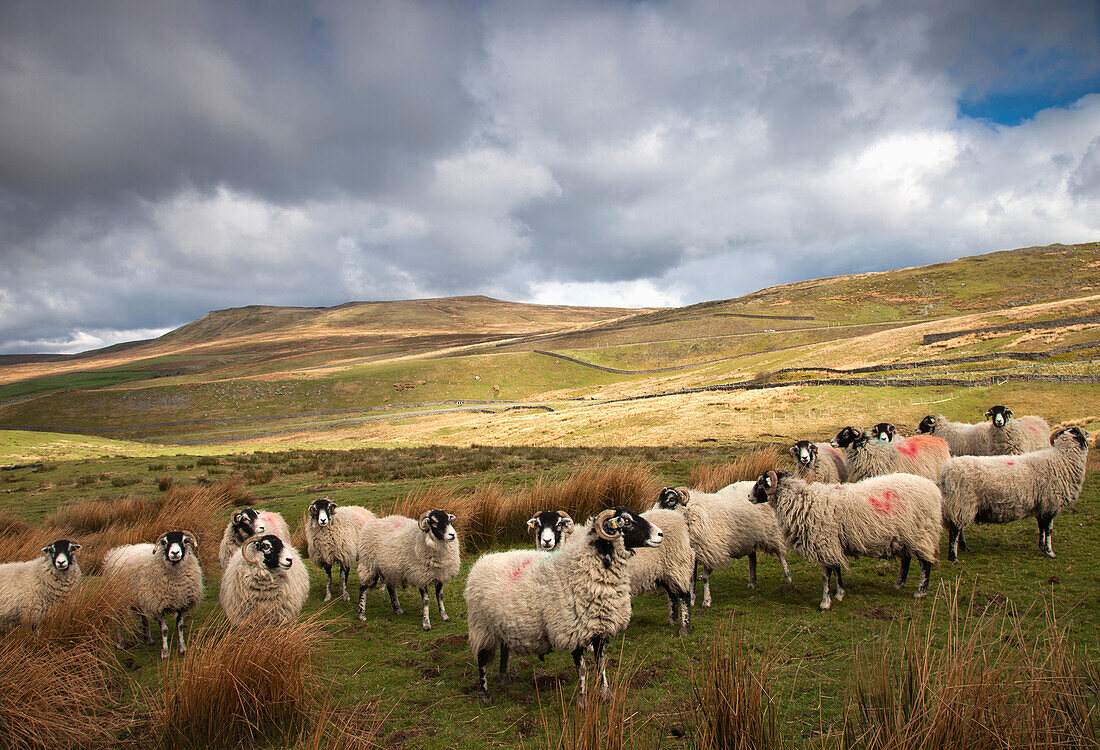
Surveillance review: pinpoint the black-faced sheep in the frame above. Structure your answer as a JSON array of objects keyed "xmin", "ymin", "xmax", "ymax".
[
  {"xmin": 219, "ymin": 508, "xmax": 291, "ymax": 567},
  {"xmin": 986, "ymin": 405, "xmax": 1051, "ymax": 455},
  {"xmin": 626, "ymin": 508, "xmax": 694, "ymax": 635},
  {"xmin": 0, "ymin": 539, "xmax": 82, "ymax": 628},
  {"xmin": 528, "ymin": 510, "xmax": 574, "ymax": 551},
  {"xmin": 304, "ymin": 498, "xmax": 376, "ymax": 602},
  {"xmin": 916, "ymin": 414, "xmax": 994, "ymax": 456},
  {"xmin": 220, "ymin": 534, "xmax": 310, "ymax": 625},
  {"xmin": 464, "ymin": 508, "xmax": 662, "ymax": 705},
  {"xmin": 790, "ymin": 440, "xmax": 849, "ymax": 483},
  {"xmin": 833, "ymin": 427, "xmax": 951, "ymax": 483}
]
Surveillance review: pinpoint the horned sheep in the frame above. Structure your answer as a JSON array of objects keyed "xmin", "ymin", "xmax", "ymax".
[
  {"xmin": 465, "ymin": 507, "xmax": 663, "ymax": 705},
  {"xmin": 102, "ymin": 531, "xmax": 204, "ymax": 658},
  {"xmin": 986, "ymin": 405, "xmax": 1051, "ymax": 455},
  {"xmin": 790, "ymin": 440, "xmax": 849, "ymax": 483},
  {"xmin": 916, "ymin": 414, "xmax": 994, "ymax": 456},
  {"xmin": 939, "ymin": 426, "xmax": 1089, "ymax": 561},
  {"xmin": 833, "ymin": 427, "xmax": 950, "ymax": 483},
  {"xmin": 219, "ymin": 534, "xmax": 310, "ymax": 625},
  {"xmin": 357, "ymin": 510, "xmax": 460, "ymax": 631},
  {"xmin": 751, "ymin": 470, "xmax": 941, "ymax": 610},
  {"xmin": 527, "ymin": 509, "xmax": 574, "ymax": 551},
  {"xmin": 304, "ymin": 498, "xmax": 376, "ymax": 602},
  {"xmin": 0, "ymin": 539, "xmax": 83, "ymax": 629},
  {"xmin": 219, "ymin": 508, "xmax": 292, "ymax": 567}
]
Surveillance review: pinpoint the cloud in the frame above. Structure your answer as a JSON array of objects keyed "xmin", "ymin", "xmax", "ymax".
[{"xmin": 1, "ymin": 0, "xmax": 1098, "ymax": 353}]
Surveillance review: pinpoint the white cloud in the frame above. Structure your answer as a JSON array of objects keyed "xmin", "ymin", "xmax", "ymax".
[{"xmin": 527, "ymin": 278, "xmax": 684, "ymax": 309}]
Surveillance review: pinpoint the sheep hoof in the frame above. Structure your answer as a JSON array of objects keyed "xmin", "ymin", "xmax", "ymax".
[
  {"xmin": 358, "ymin": 612, "xmax": 366, "ymax": 622},
  {"xmin": 394, "ymin": 607, "xmax": 404, "ymax": 616},
  {"xmin": 441, "ymin": 614, "xmax": 451, "ymax": 622},
  {"xmin": 1045, "ymin": 552, "xmax": 1057, "ymax": 559},
  {"xmin": 499, "ymin": 672, "xmax": 511, "ymax": 686},
  {"xmin": 914, "ymin": 590, "xmax": 927, "ymax": 600},
  {"xmin": 679, "ymin": 625, "xmax": 692, "ymax": 636},
  {"xmin": 342, "ymin": 592, "xmax": 351, "ymax": 603},
  {"xmin": 422, "ymin": 622, "xmax": 432, "ymax": 632},
  {"xmin": 479, "ymin": 690, "xmax": 492, "ymax": 706},
  {"xmin": 323, "ymin": 592, "xmax": 332, "ymax": 603},
  {"xmin": 160, "ymin": 649, "xmax": 169, "ymax": 660},
  {"xmin": 820, "ymin": 599, "xmax": 832, "ymax": 611},
  {"xmin": 892, "ymin": 582, "xmax": 904, "ymax": 590},
  {"xmin": 835, "ymin": 591, "xmax": 845, "ymax": 602}
]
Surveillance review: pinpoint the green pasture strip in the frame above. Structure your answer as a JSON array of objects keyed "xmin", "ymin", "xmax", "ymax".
[{"xmin": 0, "ymin": 369, "xmax": 154, "ymax": 401}]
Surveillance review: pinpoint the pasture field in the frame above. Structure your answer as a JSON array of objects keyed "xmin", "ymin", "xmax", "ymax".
[{"xmin": 1, "ymin": 436, "xmax": 1098, "ymax": 749}]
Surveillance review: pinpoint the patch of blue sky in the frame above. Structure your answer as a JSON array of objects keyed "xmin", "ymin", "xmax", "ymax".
[{"xmin": 958, "ymin": 73, "xmax": 1100, "ymax": 125}]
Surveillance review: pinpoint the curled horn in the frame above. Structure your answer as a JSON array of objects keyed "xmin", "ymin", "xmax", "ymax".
[
  {"xmin": 241, "ymin": 536, "xmax": 262, "ymax": 565},
  {"xmin": 418, "ymin": 512, "xmax": 431, "ymax": 532},
  {"xmin": 593, "ymin": 509, "xmax": 622, "ymax": 541},
  {"xmin": 764, "ymin": 470, "xmax": 779, "ymax": 497},
  {"xmin": 182, "ymin": 530, "xmax": 199, "ymax": 552},
  {"xmin": 557, "ymin": 510, "xmax": 574, "ymax": 531}
]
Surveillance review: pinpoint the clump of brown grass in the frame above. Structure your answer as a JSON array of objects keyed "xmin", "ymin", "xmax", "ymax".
[
  {"xmin": 290, "ymin": 696, "xmax": 390, "ymax": 750},
  {"xmin": 688, "ymin": 616, "xmax": 782, "ymax": 750},
  {"xmin": 150, "ymin": 614, "xmax": 325, "ymax": 749},
  {"xmin": 688, "ymin": 448, "xmax": 779, "ymax": 493},
  {"xmin": 538, "ymin": 652, "xmax": 643, "ymax": 750},
  {"xmin": 838, "ymin": 583, "xmax": 1098, "ymax": 750}
]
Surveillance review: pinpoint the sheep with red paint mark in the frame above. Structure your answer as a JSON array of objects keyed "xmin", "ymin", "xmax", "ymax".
[
  {"xmin": 985, "ymin": 405, "xmax": 1051, "ymax": 455},
  {"xmin": 917, "ymin": 414, "xmax": 995, "ymax": 456},
  {"xmin": 939, "ymin": 426, "xmax": 1089, "ymax": 561},
  {"xmin": 833, "ymin": 427, "xmax": 951, "ymax": 483},
  {"xmin": 219, "ymin": 508, "xmax": 292, "ymax": 568},
  {"xmin": 304, "ymin": 497, "xmax": 376, "ymax": 602},
  {"xmin": 750, "ymin": 471, "xmax": 941, "ymax": 611},
  {"xmin": 790, "ymin": 440, "xmax": 849, "ymax": 483}
]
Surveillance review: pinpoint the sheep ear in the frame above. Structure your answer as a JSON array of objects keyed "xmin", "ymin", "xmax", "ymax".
[
  {"xmin": 557, "ymin": 511, "xmax": 574, "ymax": 530},
  {"xmin": 233, "ymin": 511, "xmax": 243, "ymax": 524},
  {"xmin": 183, "ymin": 533, "xmax": 198, "ymax": 551},
  {"xmin": 1004, "ymin": 408, "xmax": 1013, "ymax": 417},
  {"xmin": 447, "ymin": 513, "xmax": 455, "ymax": 522},
  {"xmin": 526, "ymin": 516, "xmax": 538, "ymax": 531},
  {"xmin": 41, "ymin": 546, "xmax": 52, "ymax": 556},
  {"xmin": 788, "ymin": 445, "xmax": 798, "ymax": 456},
  {"xmin": 984, "ymin": 409, "xmax": 994, "ymax": 418},
  {"xmin": 69, "ymin": 542, "xmax": 81, "ymax": 551}
]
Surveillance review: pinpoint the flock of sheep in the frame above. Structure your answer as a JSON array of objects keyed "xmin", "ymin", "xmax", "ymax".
[{"xmin": 0, "ymin": 404, "xmax": 1090, "ymax": 706}]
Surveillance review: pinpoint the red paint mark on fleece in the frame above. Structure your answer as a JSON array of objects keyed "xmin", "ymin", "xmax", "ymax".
[
  {"xmin": 896, "ymin": 439, "xmax": 919, "ymax": 458},
  {"xmin": 868, "ymin": 491, "xmax": 897, "ymax": 515},
  {"xmin": 1027, "ymin": 423, "xmax": 1039, "ymax": 433},
  {"xmin": 509, "ymin": 559, "xmax": 534, "ymax": 582},
  {"xmin": 1006, "ymin": 461, "xmax": 1015, "ymax": 466}
]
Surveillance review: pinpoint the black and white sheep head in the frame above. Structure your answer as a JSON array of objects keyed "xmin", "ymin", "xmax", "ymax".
[
  {"xmin": 527, "ymin": 510, "xmax": 574, "ymax": 551},
  {"xmin": 869, "ymin": 422, "xmax": 897, "ymax": 442},
  {"xmin": 831, "ymin": 426, "xmax": 863, "ymax": 449},
  {"xmin": 750, "ymin": 470, "xmax": 789, "ymax": 504},
  {"xmin": 655, "ymin": 487, "xmax": 689, "ymax": 511},
  {"xmin": 986, "ymin": 405, "xmax": 1013, "ymax": 429},
  {"xmin": 231, "ymin": 508, "xmax": 262, "ymax": 541},
  {"xmin": 790, "ymin": 440, "xmax": 818, "ymax": 468},
  {"xmin": 154, "ymin": 530, "xmax": 198, "ymax": 565},
  {"xmin": 419, "ymin": 509, "xmax": 457, "ymax": 543},
  {"xmin": 916, "ymin": 415, "xmax": 937, "ymax": 434},
  {"xmin": 243, "ymin": 534, "xmax": 293, "ymax": 571},
  {"xmin": 308, "ymin": 497, "xmax": 338, "ymax": 528},
  {"xmin": 1051, "ymin": 426, "xmax": 1090, "ymax": 451},
  {"xmin": 42, "ymin": 539, "xmax": 81, "ymax": 571},
  {"xmin": 591, "ymin": 507, "xmax": 662, "ymax": 550}
]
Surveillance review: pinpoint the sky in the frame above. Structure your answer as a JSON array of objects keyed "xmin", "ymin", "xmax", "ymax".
[{"xmin": 1, "ymin": 0, "xmax": 1099, "ymax": 354}]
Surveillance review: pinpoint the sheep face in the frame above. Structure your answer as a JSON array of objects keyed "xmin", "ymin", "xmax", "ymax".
[
  {"xmin": 750, "ymin": 470, "xmax": 789, "ymax": 504},
  {"xmin": 791, "ymin": 441, "xmax": 818, "ymax": 468},
  {"xmin": 230, "ymin": 508, "xmax": 263, "ymax": 541},
  {"xmin": 598, "ymin": 507, "xmax": 662, "ymax": 549},
  {"xmin": 249, "ymin": 535, "xmax": 294, "ymax": 571},
  {"xmin": 916, "ymin": 416, "xmax": 936, "ymax": 434},
  {"xmin": 42, "ymin": 539, "xmax": 81, "ymax": 571},
  {"xmin": 527, "ymin": 510, "xmax": 574, "ymax": 551},
  {"xmin": 155, "ymin": 531, "xmax": 197, "ymax": 566},
  {"xmin": 832, "ymin": 426, "xmax": 862, "ymax": 448},
  {"xmin": 1051, "ymin": 426, "xmax": 1089, "ymax": 450},
  {"xmin": 986, "ymin": 405, "xmax": 1012, "ymax": 429},
  {"xmin": 870, "ymin": 423, "xmax": 896, "ymax": 442},
  {"xmin": 419, "ymin": 509, "xmax": 457, "ymax": 542},
  {"xmin": 308, "ymin": 497, "xmax": 338, "ymax": 528},
  {"xmin": 655, "ymin": 487, "xmax": 688, "ymax": 511}
]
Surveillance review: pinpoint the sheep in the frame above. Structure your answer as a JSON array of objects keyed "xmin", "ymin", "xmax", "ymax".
[
  {"xmin": 750, "ymin": 470, "xmax": 941, "ymax": 610},
  {"xmin": 626, "ymin": 508, "xmax": 694, "ymax": 635},
  {"xmin": 464, "ymin": 507, "xmax": 663, "ymax": 705},
  {"xmin": 939, "ymin": 426, "xmax": 1089, "ymax": 562},
  {"xmin": 986, "ymin": 405, "xmax": 1051, "ymax": 455},
  {"xmin": 0, "ymin": 539, "xmax": 82, "ymax": 628},
  {"xmin": 869, "ymin": 423, "xmax": 897, "ymax": 442},
  {"xmin": 219, "ymin": 508, "xmax": 292, "ymax": 567},
  {"xmin": 356, "ymin": 510, "xmax": 460, "ymax": 631},
  {"xmin": 304, "ymin": 498, "xmax": 376, "ymax": 602},
  {"xmin": 528, "ymin": 510, "xmax": 575, "ymax": 551},
  {"xmin": 790, "ymin": 440, "xmax": 849, "ymax": 483},
  {"xmin": 102, "ymin": 531, "xmax": 204, "ymax": 659},
  {"xmin": 655, "ymin": 483, "xmax": 791, "ymax": 608},
  {"xmin": 219, "ymin": 534, "xmax": 310, "ymax": 625},
  {"xmin": 833, "ymin": 427, "xmax": 951, "ymax": 483},
  {"xmin": 916, "ymin": 414, "xmax": 994, "ymax": 456}
]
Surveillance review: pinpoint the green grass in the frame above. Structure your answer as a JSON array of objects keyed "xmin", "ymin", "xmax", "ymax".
[{"xmin": 0, "ymin": 369, "xmax": 153, "ymax": 401}]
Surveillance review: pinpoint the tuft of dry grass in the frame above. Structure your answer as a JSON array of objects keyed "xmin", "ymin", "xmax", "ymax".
[
  {"xmin": 538, "ymin": 653, "xmax": 643, "ymax": 750},
  {"xmin": 838, "ymin": 583, "xmax": 1099, "ymax": 750},
  {"xmin": 150, "ymin": 614, "xmax": 325, "ymax": 750},
  {"xmin": 688, "ymin": 448, "xmax": 779, "ymax": 493}
]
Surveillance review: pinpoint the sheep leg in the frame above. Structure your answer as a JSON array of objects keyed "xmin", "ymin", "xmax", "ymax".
[
  {"xmin": 747, "ymin": 550, "xmax": 758, "ymax": 590},
  {"xmin": 947, "ymin": 523, "xmax": 962, "ymax": 562},
  {"xmin": 357, "ymin": 587, "xmax": 368, "ymax": 622},
  {"xmin": 435, "ymin": 582, "xmax": 450, "ymax": 622},
  {"xmin": 958, "ymin": 530, "xmax": 969, "ymax": 552},
  {"xmin": 419, "ymin": 588, "xmax": 431, "ymax": 631},
  {"xmin": 477, "ymin": 648, "xmax": 493, "ymax": 705},
  {"xmin": 340, "ymin": 564, "xmax": 351, "ymax": 603},
  {"xmin": 387, "ymin": 584, "xmax": 403, "ymax": 615},
  {"xmin": 679, "ymin": 591, "xmax": 692, "ymax": 635},
  {"xmin": 142, "ymin": 615, "xmax": 154, "ymax": 645},
  {"xmin": 778, "ymin": 551, "xmax": 792, "ymax": 585},
  {"xmin": 176, "ymin": 610, "xmax": 188, "ymax": 656},
  {"xmin": 660, "ymin": 582, "xmax": 676, "ymax": 626},
  {"xmin": 1038, "ymin": 514, "xmax": 1056, "ymax": 558},
  {"xmin": 701, "ymin": 567, "xmax": 713, "ymax": 609},
  {"xmin": 321, "ymin": 563, "xmax": 333, "ymax": 602},
  {"xmin": 894, "ymin": 551, "xmax": 911, "ymax": 589},
  {"xmin": 915, "ymin": 559, "xmax": 932, "ymax": 599},
  {"xmin": 819, "ymin": 568, "xmax": 832, "ymax": 611},
  {"xmin": 833, "ymin": 567, "xmax": 846, "ymax": 602},
  {"xmin": 690, "ymin": 558, "xmax": 698, "ymax": 607},
  {"xmin": 592, "ymin": 635, "xmax": 611, "ymax": 702},
  {"xmin": 158, "ymin": 616, "xmax": 169, "ymax": 660},
  {"xmin": 572, "ymin": 646, "xmax": 588, "ymax": 706},
  {"xmin": 498, "ymin": 643, "xmax": 510, "ymax": 686}
]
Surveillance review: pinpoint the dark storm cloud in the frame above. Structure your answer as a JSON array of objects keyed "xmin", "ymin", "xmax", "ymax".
[{"xmin": 0, "ymin": 0, "xmax": 1098, "ymax": 353}]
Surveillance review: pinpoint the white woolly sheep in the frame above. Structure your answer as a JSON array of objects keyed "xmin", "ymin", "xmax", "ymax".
[
  {"xmin": 357, "ymin": 509, "xmax": 460, "ymax": 631},
  {"xmin": 986, "ymin": 405, "xmax": 1051, "ymax": 455},
  {"xmin": 833, "ymin": 427, "xmax": 951, "ymax": 483},
  {"xmin": 220, "ymin": 534, "xmax": 310, "ymax": 625},
  {"xmin": 0, "ymin": 539, "xmax": 82, "ymax": 629},
  {"xmin": 219, "ymin": 508, "xmax": 292, "ymax": 568},
  {"xmin": 916, "ymin": 414, "xmax": 994, "ymax": 456},
  {"xmin": 304, "ymin": 498, "xmax": 376, "ymax": 602},
  {"xmin": 655, "ymin": 483, "xmax": 791, "ymax": 608},
  {"xmin": 465, "ymin": 507, "xmax": 663, "ymax": 705},
  {"xmin": 940, "ymin": 426, "xmax": 1089, "ymax": 561},
  {"xmin": 626, "ymin": 508, "xmax": 693, "ymax": 635},
  {"xmin": 790, "ymin": 440, "xmax": 849, "ymax": 483},
  {"xmin": 869, "ymin": 423, "xmax": 897, "ymax": 442},
  {"xmin": 102, "ymin": 531, "xmax": 204, "ymax": 658},
  {"xmin": 527, "ymin": 509, "xmax": 574, "ymax": 551},
  {"xmin": 751, "ymin": 470, "xmax": 941, "ymax": 610}
]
